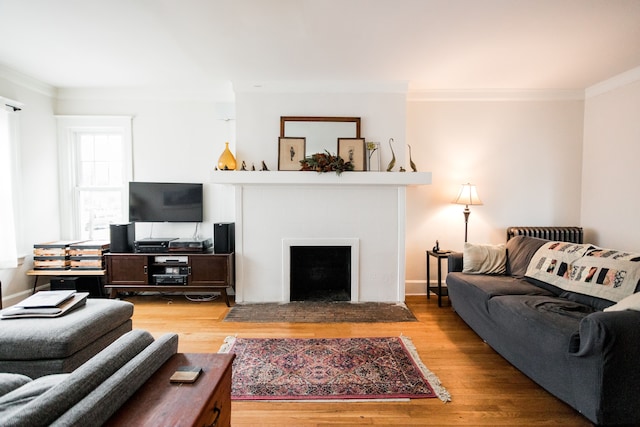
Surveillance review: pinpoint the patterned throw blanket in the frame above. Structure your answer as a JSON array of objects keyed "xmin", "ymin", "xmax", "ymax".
[{"xmin": 525, "ymin": 241, "xmax": 640, "ymax": 303}]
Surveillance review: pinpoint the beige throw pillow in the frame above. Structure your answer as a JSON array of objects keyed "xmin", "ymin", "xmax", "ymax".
[
  {"xmin": 603, "ymin": 292, "xmax": 640, "ymax": 312},
  {"xmin": 463, "ymin": 243, "xmax": 507, "ymax": 275}
]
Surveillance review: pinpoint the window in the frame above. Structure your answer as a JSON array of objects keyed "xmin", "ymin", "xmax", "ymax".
[
  {"xmin": 0, "ymin": 100, "xmax": 20, "ymax": 268},
  {"xmin": 57, "ymin": 116, "xmax": 132, "ymax": 241}
]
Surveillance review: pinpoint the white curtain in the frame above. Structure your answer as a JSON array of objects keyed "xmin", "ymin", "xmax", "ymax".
[{"xmin": 0, "ymin": 106, "xmax": 18, "ymax": 268}]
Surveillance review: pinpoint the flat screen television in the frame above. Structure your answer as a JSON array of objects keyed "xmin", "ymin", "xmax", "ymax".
[{"xmin": 129, "ymin": 182, "xmax": 203, "ymax": 223}]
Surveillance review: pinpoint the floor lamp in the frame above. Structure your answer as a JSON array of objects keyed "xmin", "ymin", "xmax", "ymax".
[{"xmin": 454, "ymin": 183, "xmax": 483, "ymax": 242}]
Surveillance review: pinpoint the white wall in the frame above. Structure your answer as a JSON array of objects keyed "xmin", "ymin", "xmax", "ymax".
[
  {"xmin": 405, "ymin": 98, "xmax": 584, "ymax": 293},
  {"xmin": 0, "ymin": 73, "xmax": 58, "ymax": 306},
  {"xmin": 55, "ymin": 89, "xmax": 236, "ymax": 240},
  {"xmin": 582, "ymin": 73, "xmax": 640, "ymax": 251},
  {"xmin": 234, "ymin": 88, "xmax": 407, "ymax": 170}
]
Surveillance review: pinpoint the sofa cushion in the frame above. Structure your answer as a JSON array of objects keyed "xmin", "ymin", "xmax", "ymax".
[
  {"xmin": 462, "ymin": 243, "xmax": 507, "ymax": 275},
  {"xmin": 604, "ymin": 291, "xmax": 640, "ymax": 312},
  {"xmin": 0, "ymin": 374, "xmax": 31, "ymax": 397},
  {"xmin": 0, "ymin": 374, "xmax": 68, "ymax": 419},
  {"xmin": 505, "ymin": 235, "xmax": 548, "ymax": 278},
  {"xmin": 489, "ymin": 294, "xmax": 595, "ymax": 335},
  {"xmin": 560, "ymin": 291, "xmax": 614, "ymax": 312},
  {"xmin": 486, "ymin": 295, "xmax": 597, "ymax": 401},
  {"xmin": 0, "ymin": 299, "xmax": 134, "ymax": 360},
  {"xmin": 447, "ymin": 273, "xmax": 555, "ymax": 300},
  {"xmin": 0, "ymin": 321, "xmax": 133, "ymax": 379}
]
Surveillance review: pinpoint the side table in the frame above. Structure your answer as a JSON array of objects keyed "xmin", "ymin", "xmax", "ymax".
[
  {"xmin": 26, "ymin": 269, "xmax": 106, "ymax": 296},
  {"xmin": 426, "ymin": 250, "xmax": 451, "ymax": 307}
]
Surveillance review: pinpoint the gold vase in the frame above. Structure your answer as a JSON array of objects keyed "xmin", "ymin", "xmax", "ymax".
[{"xmin": 218, "ymin": 142, "xmax": 237, "ymax": 171}]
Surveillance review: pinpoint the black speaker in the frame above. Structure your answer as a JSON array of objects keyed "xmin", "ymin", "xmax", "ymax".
[
  {"xmin": 214, "ymin": 222, "xmax": 235, "ymax": 254},
  {"xmin": 110, "ymin": 223, "xmax": 135, "ymax": 253}
]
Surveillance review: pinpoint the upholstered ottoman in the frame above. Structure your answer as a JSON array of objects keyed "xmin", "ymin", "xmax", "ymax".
[{"xmin": 0, "ymin": 299, "xmax": 133, "ymax": 378}]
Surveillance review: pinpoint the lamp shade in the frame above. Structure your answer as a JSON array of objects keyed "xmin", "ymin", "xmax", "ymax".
[{"xmin": 454, "ymin": 183, "xmax": 483, "ymax": 207}]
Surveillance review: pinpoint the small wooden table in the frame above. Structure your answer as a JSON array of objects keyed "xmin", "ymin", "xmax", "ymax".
[
  {"xmin": 106, "ymin": 353, "xmax": 235, "ymax": 427},
  {"xmin": 426, "ymin": 250, "xmax": 451, "ymax": 307},
  {"xmin": 26, "ymin": 269, "xmax": 106, "ymax": 295}
]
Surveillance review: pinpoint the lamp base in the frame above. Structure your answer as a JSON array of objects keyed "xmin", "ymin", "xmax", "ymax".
[{"xmin": 463, "ymin": 206, "xmax": 470, "ymax": 243}]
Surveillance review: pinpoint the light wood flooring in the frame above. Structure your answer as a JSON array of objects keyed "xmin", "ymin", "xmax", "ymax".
[{"xmin": 126, "ymin": 294, "xmax": 593, "ymax": 426}]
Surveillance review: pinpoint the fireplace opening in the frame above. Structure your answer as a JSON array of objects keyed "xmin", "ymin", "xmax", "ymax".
[{"xmin": 290, "ymin": 246, "xmax": 351, "ymax": 301}]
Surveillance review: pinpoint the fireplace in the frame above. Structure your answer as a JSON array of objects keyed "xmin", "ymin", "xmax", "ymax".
[
  {"xmin": 290, "ymin": 246, "xmax": 351, "ymax": 301},
  {"xmin": 283, "ymin": 238, "xmax": 359, "ymax": 302},
  {"xmin": 211, "ymin": 171, "xmax": 432, "ymax": 303}
]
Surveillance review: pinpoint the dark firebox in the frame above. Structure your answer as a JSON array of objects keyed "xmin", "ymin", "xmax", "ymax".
[{"xmin": 290, "ymin": 246, "xmax": 351, "ymax": 301}]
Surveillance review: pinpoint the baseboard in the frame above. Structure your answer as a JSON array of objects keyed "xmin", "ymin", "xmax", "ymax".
[
  {"xmin": 405, "ymin": 280, "xmax": 427, "ymax": 296},
  {"xmin": 3, "ymin": 283, "xmax": 49, "ymax": 308}
]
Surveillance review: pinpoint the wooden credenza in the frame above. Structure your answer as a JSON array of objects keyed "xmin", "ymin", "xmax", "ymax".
[
  {"xmin": 106, "ymin": 353, "xmax": 235, "ymax": 427},
  {"xmin": 104, "ymin": 252, "xmax": 234, "ymax": 306}
]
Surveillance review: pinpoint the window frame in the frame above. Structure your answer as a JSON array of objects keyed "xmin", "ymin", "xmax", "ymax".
[
  {"xmin": 0, "ymin": 99, "xmax": 22, "ymax": 267},
  {"xmin": 56, "ymin": 116, "xmax": 133, "ymax": 240}
]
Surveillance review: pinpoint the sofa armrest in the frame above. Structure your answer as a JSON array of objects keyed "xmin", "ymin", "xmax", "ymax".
[
  {"xmin": 3, "ymin": 329, "xmax": 154, "ymax": 427},
  {"xmin": 447, "ymin": 252, "xmax": 463, "ymax": 273},
  {"xmin": 52, "ymin": 333, "xmax": 179, "ymax": 426},
  {"xmin": 573, "ymin": 310, "xmax": 640, "ymax": 357},
  {"xmin": 570, "ymin": 310, "xmax": 640, "ymax": 424}
]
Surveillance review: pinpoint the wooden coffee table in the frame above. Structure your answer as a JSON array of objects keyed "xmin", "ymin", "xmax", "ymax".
[{"xmin": 106, "ymin": 352, "xmax": 235, "ymax": 427}]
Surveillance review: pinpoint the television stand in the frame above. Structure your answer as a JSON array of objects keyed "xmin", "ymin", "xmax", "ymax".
[{"xmin": 104, "ymin": 252, "xmax": 234, "ymax": 306}]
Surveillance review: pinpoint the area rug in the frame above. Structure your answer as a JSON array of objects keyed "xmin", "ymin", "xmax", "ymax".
[
  {"xmin": 218, "ymin": 336, "xmax": 450, "ymax": 402},
  {"xmin": 223, "ymin": 301, "xmax": 417, "ymax": 323}
]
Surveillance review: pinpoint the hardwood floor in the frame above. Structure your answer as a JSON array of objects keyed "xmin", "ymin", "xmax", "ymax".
[{"xmin": 126, "ymin": 294, "xmax": 592, "ymax": 426}]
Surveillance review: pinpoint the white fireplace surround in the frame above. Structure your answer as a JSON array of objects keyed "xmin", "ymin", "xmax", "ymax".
[
  {"xmin": 211, "ymin": 171, "xmax": 431, "ymax": 303},
  {"xmin": 283, "ymin": 238, "xmax": 359, "ymax": 302}
]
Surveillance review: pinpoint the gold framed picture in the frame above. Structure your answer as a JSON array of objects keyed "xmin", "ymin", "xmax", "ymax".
[
  {"xmin": 278, "ymin": 137, "xmax": 306, "ymax": 171},
  {"xmin": 337, "ymin": 138, "xmax": 366, "ymax": 171}
]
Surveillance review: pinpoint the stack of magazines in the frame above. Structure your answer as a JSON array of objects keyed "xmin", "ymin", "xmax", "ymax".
[{"xmin": 1, "ymin": 290, "xmax": 89, "ymax": 319}]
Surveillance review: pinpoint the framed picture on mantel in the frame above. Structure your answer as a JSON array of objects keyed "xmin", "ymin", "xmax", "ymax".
[
  {"xmin": 338, "ymin": 138, "xmax": 366, "ymax": 171},
  {"xmin": 278, "ymin": 137, "xmax": 305, "ymax": 171}
]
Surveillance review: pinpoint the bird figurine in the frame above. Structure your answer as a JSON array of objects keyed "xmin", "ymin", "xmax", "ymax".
[
  {"xmin": 386, "ymin": 138, "xmax": 396, "ymax": 172},
  {"xmin": 261, "ymin": 160, "xmax": 269, "ymax": 171},
  {"xmin": 408, "ymin": 144, "xmax": 417, "ymax": 172}
]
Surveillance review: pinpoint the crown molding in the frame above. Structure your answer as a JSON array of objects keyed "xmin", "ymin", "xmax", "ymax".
[
  {"xmin": 0, "ymin": 65, "xmax": 57, "ymax": 98},
  {"xmin": 232, "ymin": 80, "xmax": 409, "ymax": 94},
  {"xmin": 56, "ymin": 83, "xmax": 235, "ymax": 102},
  {"xmin": 407, "ymin": 88, "xmax": 584, "ymax": 102},
  {"xmin": 585, "ymin": 66, "xmax": 640, "ymax": 99}
]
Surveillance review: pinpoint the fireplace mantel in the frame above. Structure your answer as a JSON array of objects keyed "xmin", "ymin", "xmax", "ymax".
[
  {"xmin": 211, "ymin": 171, "xmax": 431, "ymax": 186},
  {"xmin": 211, "ymin": 170, "xmax": 431, "ymax": 303}
]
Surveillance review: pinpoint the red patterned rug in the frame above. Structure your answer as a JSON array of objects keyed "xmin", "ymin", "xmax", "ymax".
[{"xmin": 218, "ymin": 336, "xmax": 450, "ymax": 402}]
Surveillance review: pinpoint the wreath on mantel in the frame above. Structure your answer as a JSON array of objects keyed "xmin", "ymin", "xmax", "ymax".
[{"xmin": 299, "ymin": 151, "xmax": 354, "ymax": 175}]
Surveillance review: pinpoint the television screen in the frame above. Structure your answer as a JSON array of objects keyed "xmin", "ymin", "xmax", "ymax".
[{"xmin": 129, "ymin": 182, "xmax": 203, "ymax": 222}]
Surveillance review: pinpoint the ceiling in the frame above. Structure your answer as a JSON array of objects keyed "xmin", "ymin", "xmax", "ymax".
[{"xmin": 1, "ymin": 0, "xmax": 640, "ymax": 94}]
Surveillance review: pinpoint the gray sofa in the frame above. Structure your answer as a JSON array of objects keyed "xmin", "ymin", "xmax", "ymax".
[
  {"xmin": 446, "ymin": 235, "xmax": 640, "ymax": 426},
  {"xmin": 0, "ymin": 329, "xmax": 178, "ymax": 427}
]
